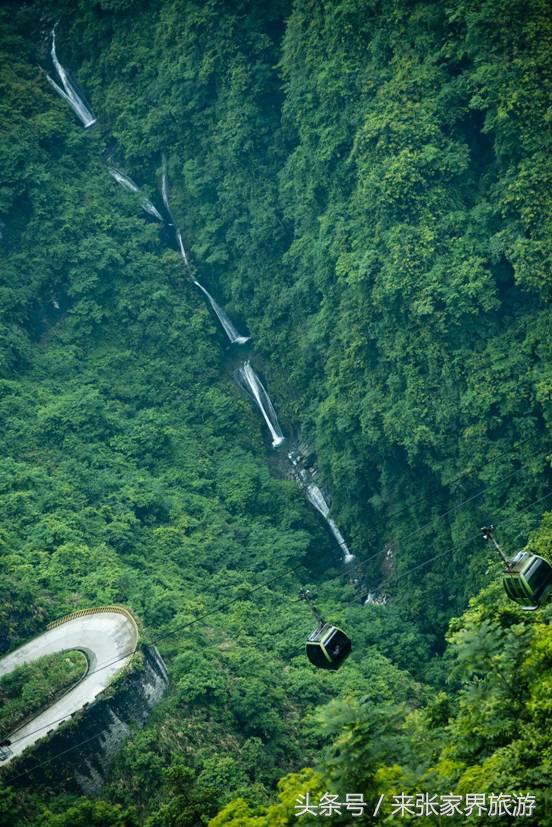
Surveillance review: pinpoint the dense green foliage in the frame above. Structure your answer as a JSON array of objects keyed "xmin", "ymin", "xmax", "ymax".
[
  {"xmin": 0, "ymin": 0, "xmax": 550, "ymax": 824},
  {"xmin": 0, "ymin": 651, "xmax": 86, "ymax": 734}
]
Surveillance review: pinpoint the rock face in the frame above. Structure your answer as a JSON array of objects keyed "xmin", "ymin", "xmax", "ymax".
[
  {"xmin": 2, "ymin": 644, "xmax": 169, "ymax": 793},
  {"xmin": 70, "ymin": 644, "xmax": 170, "ymax": 794},
  {"xmin": 0, "ymin": 607, "xmax": 169, "ymax": 793}
]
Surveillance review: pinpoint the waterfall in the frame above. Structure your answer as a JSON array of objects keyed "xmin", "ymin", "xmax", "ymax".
[
  {"xmin": 161, "ymin": 154, "xmax": 176, "ymax": 226},
  {"xmin": 48, "ymin": 27, "xmax": 96, "ymax": 128},
  {"xmin": 109, "ymin": 166, "xmax": 140, "ymax": 193},
  {"xmin": 160, "ymin": 156, "xmax": 190, "ymax": 264},
  {"xmin": 328, "ymin": 518, "xmax": 355, "ymax": 563},
  {"xmin": 160, "ymin": 156, "xmax": 248, "ymax": 343},
  {"xmin": 108, "ymin": 166, "xmax": 164, "ymax": 221},
  {"xmin": 237, "ymin": 361, "xmax": 285, "ymax": 448},
  {"xmin": 364, "ymin": 592, "xmax": 387, "ymax": 606},
  {"xmin": 306, "ymin": 484, "xmax": 355, "ymax": 563},
  {"xmin": 194, "ymin": 282, "xmax": 249, "ymax": 345},
  {"xmin": 176, "ymin": 230, "xmax": 190, "ymax": 267},
  {"xmin": 305, "ymin": 483, "xmax": 330, "ymax": 518},
  {"xmin": 161, "ymin": 157, "xmax": 190, "ymax": 265}
]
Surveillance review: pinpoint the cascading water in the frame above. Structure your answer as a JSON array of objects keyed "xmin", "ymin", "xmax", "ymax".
[
  {"xmin": 48, "ymin": 27, "xmax": 96, "ymax": 128},
  {"xmin": 108, "ymin": 166, "xmax": 164, "ymax": 221},
  {"xmin": 161, "ymin": 154, "xmax": 176, "ymax": 226},
  {"xmin": 176, "ymin": 230, "xmax": 190, "ymax": 267},
  {"xmin": 161, "ymin": 157, "xmax": 248, "ymax": 343},
  {"xmin": 37, "ymin": 75, "xmax": 356, "ymax": 566},
  {"xmin": 237, "ymin": 361, "xmax": 285, "ymax": 448},
  {"xmin": 306, "ymin": 483, "xmax": 355, "ymax": 563},
  {"xmin": 194, "ymin": 282, "xmax": 249, "ymax": 345},
  {"xmin": 364, "ymin": 591, "xmax": 387, "ymax": 606},
  {"xmin": 305, "ymin": 482, "xmax": 331, "ymax": 518},
  {"xmin": 161, "ymin": 155, "xmax": 187, "ymax": 252}
]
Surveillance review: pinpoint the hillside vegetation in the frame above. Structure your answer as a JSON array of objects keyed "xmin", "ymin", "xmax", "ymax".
[{"xmin": 0, "ymin": 0, "xmax": 550, "ymax": 825}]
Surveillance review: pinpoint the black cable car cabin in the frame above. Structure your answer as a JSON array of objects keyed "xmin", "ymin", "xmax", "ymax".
[
  {"xmin": 306, "ymin": 621, "xmax": 352, "ymax": 670},
  {"xmin": 482, "ymin": 527, "xmax": 552, "ymax": 611},
  {"xmin": 299, "ymin": 588, "xmax": 352, "ymax": 670},
  {"xmin": 502, "ymin": 550, "xmax": 552, "ymax": 611}
]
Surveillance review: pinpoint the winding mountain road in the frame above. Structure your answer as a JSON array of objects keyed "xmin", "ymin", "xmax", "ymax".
[{"xmin": 0, "ymin": 607, "xmax": 138, "ymax": 765}]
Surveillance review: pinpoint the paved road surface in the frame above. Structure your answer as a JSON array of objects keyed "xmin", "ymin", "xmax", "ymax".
[{"xmin": 0, "ymin": 609, "xmax": 138, "ymax": 764}]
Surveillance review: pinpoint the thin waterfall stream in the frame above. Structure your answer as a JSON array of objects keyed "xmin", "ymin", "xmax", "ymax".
[
  {"xmin": 306, "ymin": 484, "xmax": 355, "ymax": 564},
  {"xmin": 194, "ymin": 282, "xmax": 250, "ymax": 345},
  {"xmin": 108, "ymin": 166, "xmax": 164, "ymax": 221},
  {"xmin": 43, "ymin": 42, "xmax": 357, "ymax": 566},
  {"xmin": 237, "ymin": 361, "xmax": 285, "ymax": 448},
  {"xmin": 47, "ymin": 27, "xmax": 96, "ymax": 128},
  {"xmin": 176, "ymin": 229, "xmax": 190, "ymax": 267},
  {"xmin": 161, "ymin": 156, "xmax": 249, "ymax": 344},
  {"xmin": 161, "ymin": 156, "xmax": 176, "ymax": 226}
]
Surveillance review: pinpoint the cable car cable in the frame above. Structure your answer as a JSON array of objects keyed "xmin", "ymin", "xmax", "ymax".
[
  {"xmin": 4, "ymin": 442, "xmax": 547, "ymax": 739},
  {"xmin": 366, "ymin": 489, "xmax": 552, "ymax": 593},
  {"xmin": 4, "ymin": 475, "xmax": 551, "ymax": 749},
  {"xmin": 384, "ymin": 429, "xmax": 545, "ymax": 522},
  {"xmin": 381, "ymin": 459, "xmax": 549, "ymax": 556},
  {"xmin": 5, "ymin": 486, "xmax": 550, "ymax": 755},
  {"xmin": 7, "ymin": 496, "xmax": 549, "ymax": 782}
]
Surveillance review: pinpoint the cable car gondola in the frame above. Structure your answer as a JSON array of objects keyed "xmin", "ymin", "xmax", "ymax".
[
  {"xmin": 299, "ymin": 588, "xmax": 351, "ymax": 670},
  {"xmin": 481, "ymin": 526, "xmax": 552, "ymax": 611}
]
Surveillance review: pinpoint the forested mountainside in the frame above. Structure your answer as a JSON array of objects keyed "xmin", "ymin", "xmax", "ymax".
[{"xmin": 0, "ymin": 0, "xmax": 550, "ymax": 824}]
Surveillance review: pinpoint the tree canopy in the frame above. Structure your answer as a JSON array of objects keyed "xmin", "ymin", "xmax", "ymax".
[{"xmin": 0, "ymin": 0, "xmax": 550, "ymax": 824}]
